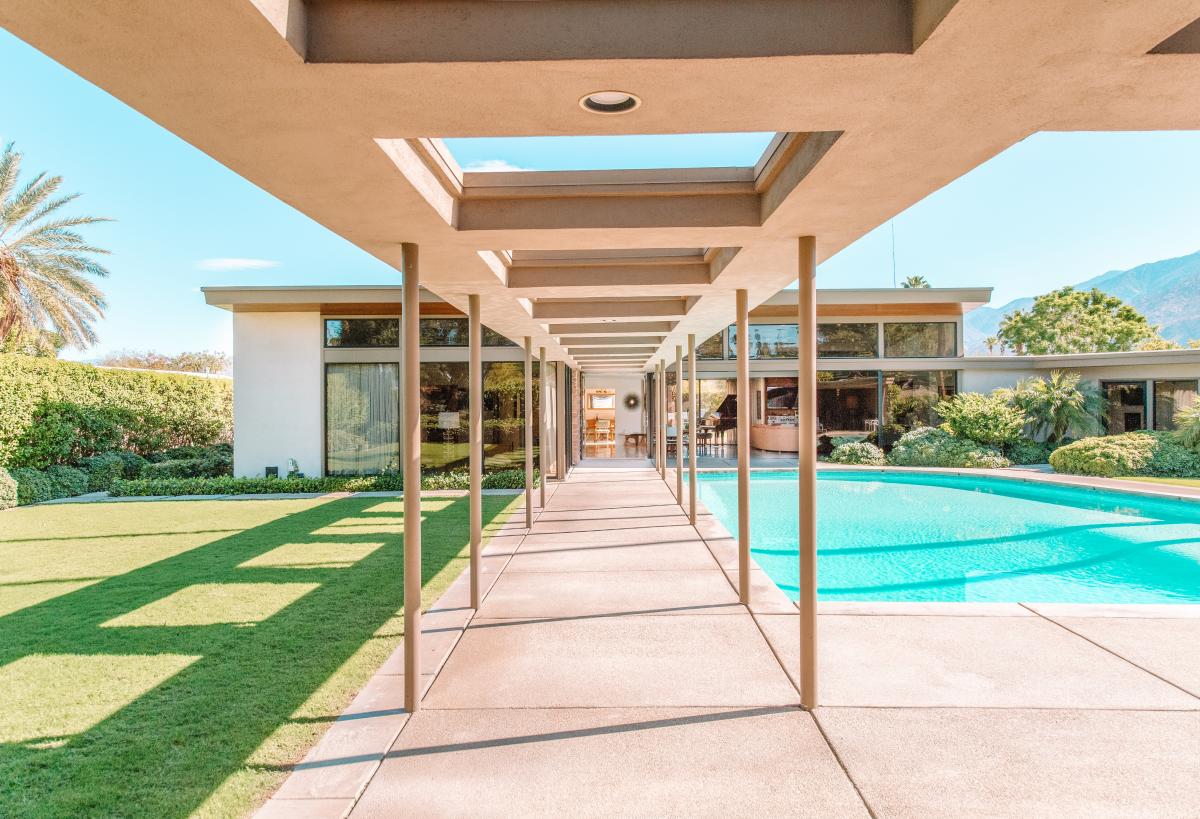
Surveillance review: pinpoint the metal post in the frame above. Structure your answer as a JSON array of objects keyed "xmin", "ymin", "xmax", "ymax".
[
  {"xmin": 539, "ymin": 347, "xmax": 547, "ymax": 508},
  {"xmin": 736, "ymin": 288, "xmax": 750, "ymax": 604},
  {"xmin": 798, "ymin": 236, "xmax": 819, "ymax": 709},
  {"xmin": 524, "ymin": 337, "xmax": 533, "ymax": 530},
  {"xmin": 401, "ymin": 243, "xmax": 422, "ymax": 712},
  {"xmin": 675, "ymin": 344, "xmax": 683, "ymax": 504},
  {"xmin": 688, "ymin": 333, "xmax": 697, "ymax": 525},
  {"xmin": 658, "ymin": 360, "xmax": 667, "ymax": 478},
  {"xmin": 468, "ymin": 294, "xmax": 482, "ymax": 610}
]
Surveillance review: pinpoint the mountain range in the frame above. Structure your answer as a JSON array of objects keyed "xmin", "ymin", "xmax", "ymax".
[{"xmin": 964, "ymin": 249, "xmax": 1200, "ymax": 354}]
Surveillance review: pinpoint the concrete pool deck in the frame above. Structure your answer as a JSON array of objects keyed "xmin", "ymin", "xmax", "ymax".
[{"xmin": 257, "ymin": 466, "xmax": 1200, "ymax": 818}]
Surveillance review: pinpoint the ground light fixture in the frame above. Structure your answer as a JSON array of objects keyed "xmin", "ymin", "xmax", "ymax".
[{"xmin": 579, "ymin": 90, "xmax": 641, "ymax": 114}]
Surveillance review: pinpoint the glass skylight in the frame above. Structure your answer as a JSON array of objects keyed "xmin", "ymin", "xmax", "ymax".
[{"xmin": 443, "ymin": 132, "xmax": 777, "ymax": 173}]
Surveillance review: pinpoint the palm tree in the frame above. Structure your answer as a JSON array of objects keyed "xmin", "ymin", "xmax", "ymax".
[
  {"xmin": 0, "ymin": 143, "xmax": 111, "ymax": 349},
  {"xmin": 1008, "ymin": 370, "xmax": 1105, "ymax": 443},
  {"xmin": 984, "ymin": 335, "xmax": 998, "ymax": 355},
  {"xmin": 901, "ymin": 275, "xmax": 930, "ymax": 288}
]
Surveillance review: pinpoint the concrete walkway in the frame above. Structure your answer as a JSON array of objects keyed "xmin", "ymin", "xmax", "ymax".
[{"xmin": 260, "ymin": 466, "xmax": 1200, "ymax": 818}]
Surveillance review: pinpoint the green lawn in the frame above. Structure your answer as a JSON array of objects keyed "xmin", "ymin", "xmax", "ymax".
[
  {"xmin": 0, "ymin": 493, "xmax": 519, "ymax": 817},
  {"xmin": 1118, "ymin": 476, "xmax": 1200, "ymax": 489}
]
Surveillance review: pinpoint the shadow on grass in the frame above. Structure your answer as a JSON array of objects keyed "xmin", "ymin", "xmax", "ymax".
[{"xmin": 0, "ymin": 494, "xmax": 515, "ymax": 818}]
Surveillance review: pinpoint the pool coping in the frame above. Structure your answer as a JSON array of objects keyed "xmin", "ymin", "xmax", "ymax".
[
  {"xmin": 690, "ymin": 463, "xmax": 1200, "ymax": 505},
  {"xmin": 680, "ymin": 467, "xmax": 1200, "ymax": 619}
]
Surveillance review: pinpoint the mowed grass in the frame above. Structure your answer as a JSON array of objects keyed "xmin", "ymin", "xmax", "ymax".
[{"xmin": 0, "ymin": 493, "xmax": 519, "ymax": 817}]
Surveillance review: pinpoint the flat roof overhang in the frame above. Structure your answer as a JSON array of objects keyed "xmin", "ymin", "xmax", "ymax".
[{"xmin": 7, "ymin": 0, "xmax": 1200, "ymax": 371}]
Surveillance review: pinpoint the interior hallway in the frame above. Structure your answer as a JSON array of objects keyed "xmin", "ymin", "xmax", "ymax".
[{"xmin": 260, "ymin": 467, "xmax": 1200, "ymax": 818}]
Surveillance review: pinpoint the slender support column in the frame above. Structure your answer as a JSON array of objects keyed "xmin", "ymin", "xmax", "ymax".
[
  {"xmin": 675, "ymin": 344, "xmax": 683, "ymax": 505},
  {"xmin": 524, "ymin": 337, "xmax": 533, "ymax": 530},
  {"xmin": 468, "ymin": 294, "xmax": 482, "ymax": 610},
  {"xmin": 658, "ymin": 360, "xmax": 667, "ymax": 478},
  {"xmin": 401, "ymin": 243, "xmax": 422, "ymax": 713},
  {"xmin": 736, "ymin": 288, "xmax": 751, "ymax": 604},
  {"xmin": 688, "ymin": 333, "xmax": 697, "ymax": 525},
  {"xmin": 798, "ymin": 236, "xmax": 819, "ymax": 709},
  {"xmin": 539, "ymin": 347, "xmax": 547, "ymax": 508}
]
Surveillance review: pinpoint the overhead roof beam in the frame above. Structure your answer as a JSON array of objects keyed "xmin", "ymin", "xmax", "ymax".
[{"xmin": 305, "ymin": 0, "xmax": 915, "ymax": 63}]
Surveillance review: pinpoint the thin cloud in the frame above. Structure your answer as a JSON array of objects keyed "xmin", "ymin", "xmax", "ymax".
[
  {"xmin": 195, "ymin": 258, "xmax": 281, "ymax": 271},
  {"xmin": 462, "ymin": 159, "xmax": 533, "ymax": 173}
]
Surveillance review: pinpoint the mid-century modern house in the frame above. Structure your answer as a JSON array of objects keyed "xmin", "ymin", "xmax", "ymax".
[{"xmin": 204, "ymin": 284, "xmax": 1200, "ymax": 477}]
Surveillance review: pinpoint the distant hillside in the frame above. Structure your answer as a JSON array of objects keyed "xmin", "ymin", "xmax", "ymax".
[{"xmin": 965, "ymin": 249, "xmax": 1200, "ymax": 354}]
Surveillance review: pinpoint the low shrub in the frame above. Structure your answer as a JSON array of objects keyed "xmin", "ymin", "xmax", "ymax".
[
  {"xmin": 9, "ymin": 402, "xmax": 143, "ymax": 469},
  {"xmin": 0, "ymin": 467, "xmax": 16, "ymax": 510},
  {"xmin": 1049, "ymin": 431, "xmax": 1200, "ymax": 478},
  {"xmin": 139, "ymin": 449, "xmax": 233, "ymax": 480},
  {"xmin": 81, "ymin": 452, "xmax": 127, "ymax": 492},
  {"xmin": 828, "ymin": 441, "xmax": 887, "ymax": 466},
  {"xmin": 12, "ymin": 467, "xmax": 52, "ymax": 505},
  {"xmin": 1006, "ymin": 438, "xmax": 1059, "ymax": 466},
  {"xmin": 935, "ymin": 392, "xmax": 1027, "ymax": 448},
  {"xmin": 147, "ymin": 443, "xmax": 233, "ymax": 463},
  {"xmin": 109, "ymin": 468, "xmax": 538, "ymax": 497},
  {"xmin": 887, "ymin": 426, "xmax": 1010, "ymax": 469},
  {"xmin": 114, "ymin": 450, "xmax": 149, "ymax": 479},
  {"xmin": 45, "ymin": 465, "xmax": 89, "ymax": 497}
]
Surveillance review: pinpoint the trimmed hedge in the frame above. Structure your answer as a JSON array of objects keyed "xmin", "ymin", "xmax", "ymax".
[
  {"xmin": 139, "ymin": 445, "xmax": 233, "ymax": 479},
  {"xmin": 11, "ymin": 465, "xmax": 90, "ymax": 505},
  {"xmin": 109, "ymin": 468, "xmax": 537, "ymax": 497},
  {"xmin": 1049, "ymin": 432, "xmax": 1200, "ymax": 478},
  {"xmin": 829, "ymin": 441, "xmax": 887, "ymax": 466},
  {"xmin": 935, "ymin": 392, "xmax": 1027, "ymax": 448},
  {"xmin": 887, "ymin": 426, "xmax": 1010, "ymax": 469},
  {"xmin": 0, "ymin": 353, "xmax": 232, "ymax": 466},
  {"xmin": 80, "ymin": 452, "xmax": 127, "ymax": 492},
  {"xmin": 1006, "ymin": 438, "xmax": 1059, "ymax": 466},
  {"xmin": 0, "ymin": 468, "xmax": 15, "ymax": 510}
]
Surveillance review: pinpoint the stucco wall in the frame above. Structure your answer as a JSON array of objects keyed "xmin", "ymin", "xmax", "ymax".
[{"xmin": 232, "ymin": 311, "xmax": 322, "ymax": 477}]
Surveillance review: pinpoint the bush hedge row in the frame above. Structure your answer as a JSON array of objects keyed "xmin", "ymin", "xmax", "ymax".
[
  {"xmin": 0, "ymin": 353, "xmax": 232, "ymax": 466},
  {"xmin": 887, "ymin": 426, "xmax": 1011, "ymax": 469},
  {"xmin": 1049, "ymin": 432, "xmax": 1200, "ymax": 478},
  {"xmin": 108, "ymin": 468, "xmax": 536, "ymax": 498}
]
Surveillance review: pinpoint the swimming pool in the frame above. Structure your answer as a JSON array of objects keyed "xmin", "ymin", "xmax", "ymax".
[{"xmin": 695, "ymin": 471, "xmax": 1200, "ymax": 603}]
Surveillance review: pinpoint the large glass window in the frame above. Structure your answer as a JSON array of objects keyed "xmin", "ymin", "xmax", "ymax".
[
  {"xmin": 1153, "ymin": 380, "xmax": 1197, "ymax": 431},
  {"xmin": 882, "ymin": 370, "xmax": 957, "ymax": 447},
  {"xmin": 883, "ymin": 322, "xmax": 957, "ymax": 358},
  {"xmin": 696, "ymin": 331, "xmax": 724, "ymax": 360},
  {"xmin": 1103, "ymin": 381, "xmax": 1147, "ymax": 434},
  {"xmin": 325, "ymin": 363, "xmax": 400, "ymax": 475},
  {"xmin": 728, "ymin": 324, "xmax": 798, "ymax": 359},
  {"xmin": 418, "ymin": 317, "xmax": 518, "ymax": 347},
  {"xmin": 817, "ymin": 371, "xmax": 879, "ymax": 451},
  {"xmin": 818, "ymin": 323, "xmax": 878, "ymax": 358},
  {"xmin": 324, "ymin": 318, "xmax": 399, "ymax": 348},
  {"xmin": 481, "ymin": 361, "xmax": 540, "ymax": 472}
]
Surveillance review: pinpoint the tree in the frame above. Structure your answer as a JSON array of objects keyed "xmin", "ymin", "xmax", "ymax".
[
  {"xmin": 1002, "ymin": 370, "xmax": 1105, "ymax": 443},
  {"xmin": 984, "ymin": 335, "xmax": 998, "ymax": 355},
  {"xmin": 997, "ymin": 287, "xmax": 1163, "ymax": 355},
  {"xmin": 901, "ymin": 275, "xmax": 930, "ymax": 288},
  {"xmin": 1, "ymin": 325, "xmax": 64, "ymax": 357},
  {"xmin": 0, "ymin": 143, "xmax": 111, "ymax": 349},
  {"xmin": 98, "ymin": 349, "xmax": 231, "ymax": 375}
]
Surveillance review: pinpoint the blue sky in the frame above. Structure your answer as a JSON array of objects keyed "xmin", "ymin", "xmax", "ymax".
[{"xmin": 3, "ymin": 27, "xmax": 1199, "ymax": 360}]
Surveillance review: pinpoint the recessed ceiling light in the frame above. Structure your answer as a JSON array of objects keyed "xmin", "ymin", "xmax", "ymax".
[{"xmin": 580, "ymin": 90, "xmax": 641, "ymax": 115}]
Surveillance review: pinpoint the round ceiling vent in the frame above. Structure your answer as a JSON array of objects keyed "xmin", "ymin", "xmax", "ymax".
[{"xmin": 579, "ymin": 91, "xmax": 641, "ymax": 115}]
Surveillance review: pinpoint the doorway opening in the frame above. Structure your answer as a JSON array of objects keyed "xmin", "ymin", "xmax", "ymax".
[{"xmin": 580, "ymin": 374, "xmax": 648, "ymax": 461}]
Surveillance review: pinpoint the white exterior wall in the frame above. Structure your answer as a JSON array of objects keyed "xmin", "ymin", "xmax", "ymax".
[{"xmin": 232, "ymin": 312, "xmax": 323, "ymax": 477}]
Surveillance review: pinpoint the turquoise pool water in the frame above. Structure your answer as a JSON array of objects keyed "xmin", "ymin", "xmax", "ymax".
[{"xmin": 696, "ymin": 471, "xmax": 1200, "ymax": 603}]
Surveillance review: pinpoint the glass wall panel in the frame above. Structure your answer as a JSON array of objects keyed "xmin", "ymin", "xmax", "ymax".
[
  {"xmin": 418, "ymin": 317, "xmax": 518, "ymax": 347},
  {"xmin": 480, "ymin": 361, "xmax": 540, "ymax": 473},
  {"xmin": 882, "ymin": 370, "xmax": 957, "ymax": 447},
  {"xmin": 695, "ymin": 378, "xmax": 737, "ymax": 447},
  {"xmin": 324, "ymin": 318, "xmax": 399, "ymax": 348},
  {"xmin": 727, "ymin": 323, "xmax": 798, "ymax": 359},
  {"xmin": 696, "ymin": 331, "xmax": 725, "ymax": 360},
  {"xmin": 1153, "ymin": 379, "xmax": 1198, "ymax": 431},
  {"xmin": 420, "ymin": 362, "xmax": 469, "ymax": 471},
  {"xmin": 1103, "ymin": 381, "xmax": 1147, "ymax": 434},
  {"xmin": 817, "ymin": 371, "xmax": 879, "ymax": 452},
  {"xmin": 325, "ymin": 363, "xmax": 400, "ymax": 475},
  {"xmin": 818, "ymin": 323, "xmax": 878, "ymax": 358},
  {"xmin": 883, "ymin": 322, "xmax": 957, "ymax": 358}
]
